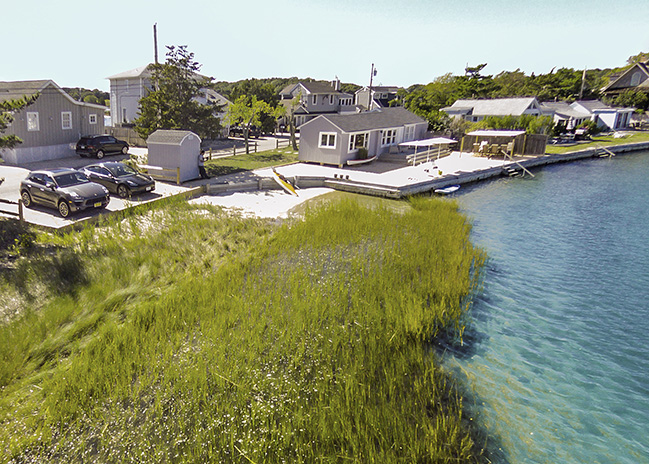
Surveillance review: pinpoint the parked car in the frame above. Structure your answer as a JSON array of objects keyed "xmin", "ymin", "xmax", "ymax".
[
  {"xmin": 20, "ymin": 169, "xmax": 110, "ymax": 218},
  {"xmin": 80, "ymin": 162, "xmax": 155, "ymax": 198},
  {"xmin": 76, "ymin": 135, "xmax": 129, "ymax": 159}
]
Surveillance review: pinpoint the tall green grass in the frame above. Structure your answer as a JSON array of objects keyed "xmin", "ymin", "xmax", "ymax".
[{"xmin": 0, "ymin": 196, "xmax": 487, "ymax": 463}]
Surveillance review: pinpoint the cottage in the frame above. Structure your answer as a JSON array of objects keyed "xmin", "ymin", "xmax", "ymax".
[
  {"xmin": 540, "ymin": 100, "xmax": 634, "ymax": 131},
  {"xmin": 441, "ymin": 97, "xmax": 543, "ymax": 122},
  {"xmin": 279, "ymin": 80, "xmax": 356, "ymax": 127},
  {"xmin": 354, "ymin": 86, "xmax": 401, "ymax": 110},
  {"xmin": 298, "ymin": 107, "xmax": 427, "ymax": 166},
  {"xmin": 0, "ymin": 80, "xmax": 107, "ymax": 165}
]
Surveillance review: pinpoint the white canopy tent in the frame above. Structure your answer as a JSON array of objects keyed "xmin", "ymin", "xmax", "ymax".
[{"xmin": 399, "ymin": 137, "xmax": 457, "ymax": 165}]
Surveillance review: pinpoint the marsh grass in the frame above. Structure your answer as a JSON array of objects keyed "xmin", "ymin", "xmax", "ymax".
[{"xmin": 0, "ymin": 195, "xmax": 488, "ymax": 463}]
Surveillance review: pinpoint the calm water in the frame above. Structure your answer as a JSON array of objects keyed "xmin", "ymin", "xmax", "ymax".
[{"xmin": 452, "ymin": 151, "xmax": 649, "ymax": 463}]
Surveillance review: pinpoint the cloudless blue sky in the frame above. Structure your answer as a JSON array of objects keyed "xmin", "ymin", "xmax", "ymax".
[{"xmin": 3, "ymin": 0, "xmax": 648, "ymax": 91}]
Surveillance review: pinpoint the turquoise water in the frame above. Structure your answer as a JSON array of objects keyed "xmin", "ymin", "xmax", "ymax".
[{"xmin": 453, "ymin": 151, "xmax": 649, "ymax": 463}]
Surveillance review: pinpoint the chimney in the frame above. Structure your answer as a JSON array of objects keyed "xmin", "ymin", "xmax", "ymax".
[{"xmin": 332, "ymin": 76, "xmax": 341, "ymax": 91}]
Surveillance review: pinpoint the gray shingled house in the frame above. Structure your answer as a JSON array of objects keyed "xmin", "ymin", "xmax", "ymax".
[
  {"xmin": 298, "ymin": 107, "xmax": 427, "ymax": 166},
  {"xmin": 441, "ymin": 97, "xmax": 543, "ymax": 122},
  {"xmin": 279, "ymin": 80, "xmax": 356, "ymax": 127},
  {"xmin": 0, "ymin": 80, "xmax": 107, "ymax": 165}
]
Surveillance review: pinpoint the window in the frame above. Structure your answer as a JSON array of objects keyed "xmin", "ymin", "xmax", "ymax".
[
  {"xmin": 61, "ymin": 111, "xmax": 72, "ymax": 130},
  {"xmin": 27, "ymin": 112, "xmax": 39, "ymax": 131},
  {"xmin": 381, "ymin": 129, "xmax": 396, "ymax": 146},
  {"xmin": 89, "ymin": 114, "xmax": 97, "ymax": 125},
  {"xmin": 329, "ymin": 95, "xmax": 334, "ymax": 105},
  {"xmin": 319, "ymin": 132, "xmax": 337, "ymax": 148},
  {"xmin": 122, "ymin": 108, "xmax": 127, "ymax": 123},
  {"xmin": 631, "ymin": 71, "xmax": 641, "ymax": 87},
  {"xmin": 349, "ymin": 132, "xmax": 369, "ymax": 152},
  {"xmin": 404, "ymin": 125, "xmax": 415, "ymax": 141},
  {"xmin": 312, "ymin": 95, "xmax": 317, "ymax": 105}
]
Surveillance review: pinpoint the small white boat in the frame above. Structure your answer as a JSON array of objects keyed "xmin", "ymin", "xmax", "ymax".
[
  {"xmin": 347, "ymin": 155, "xmax": 378, "ymax": 166},
  {"xmin": 434, "ymin": 185, "xmax": 460, "ymax": 195}
]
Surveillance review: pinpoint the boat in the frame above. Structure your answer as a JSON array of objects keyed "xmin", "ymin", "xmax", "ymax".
[
  {"xmin": 272, "ymin": 168, "xmax": 298, "ymax": 196},
  {"xmin": 434, "ymin": 185, "xmax": 460, "ymax": 195},
  {"xmin": 347, "ymin": 155, "xmax": 378, "ymax": 166}
]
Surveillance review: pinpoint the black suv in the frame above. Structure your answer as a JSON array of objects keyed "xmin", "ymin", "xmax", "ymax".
[{"xmin": 76, "ymin": 135, "xmax": 129, "ymax": 159}]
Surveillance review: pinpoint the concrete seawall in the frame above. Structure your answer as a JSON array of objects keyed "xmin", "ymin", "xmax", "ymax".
[{"xmin": 206, "ymin": 140, "xmax": 649, "ymax": 199}]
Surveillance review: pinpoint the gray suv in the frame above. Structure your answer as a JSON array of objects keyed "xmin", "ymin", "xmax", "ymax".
[{"xmin": 20, "ymin": 168, "xmax": 110, "ymax": 217}]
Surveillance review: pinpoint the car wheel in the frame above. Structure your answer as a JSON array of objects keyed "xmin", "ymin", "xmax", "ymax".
[
  {"xmin": 58, "ymin": 201, "xmax": 71, "ymax": 218},
  {"xmin": 121, "ymin": 146, "xmax": 128, "ymax": 155},
  {"xmin": 96, "ymin": 150, "xmax": 105, "ymax": 159},
  {"xmin": 21, "ymin": 190, "xmax": 32, "ymax": 208},
  {"xmin": 117, "ymin": 184, "xmax": 130, "ymax": 198}
]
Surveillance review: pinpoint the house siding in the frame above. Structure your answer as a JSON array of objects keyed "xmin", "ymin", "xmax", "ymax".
[
  {"xmin": 110, "ymin": 77, "xmax": 152, "ymax": 125},
  {"xmin": 1, "ymin": 83, "xmax": 106, "ymax": 164}
]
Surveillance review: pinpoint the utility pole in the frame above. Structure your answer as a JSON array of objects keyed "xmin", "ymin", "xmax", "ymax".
[
  {"xmin": 153, "ymin": 23, "xmax": 159, "ymax": 64},
  {"xmin": 368, "ymin": 63, "xmax": 377, "ymax": 111},
  {"xmin": 578, "ymin": 67, "xmax": 586, "ymax": 100}
]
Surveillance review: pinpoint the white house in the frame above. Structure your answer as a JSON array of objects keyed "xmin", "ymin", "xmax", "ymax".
[
  {"xmin": 540, "ymin": 100, "xmax": 634, "ymax": 131},
  {"xmin": 107, "ymin": 64, "xmax": 231, "ymax": 136},
  {"xmin": 441, "ymin": 97, "xmax": 543, "ymax": 122}
]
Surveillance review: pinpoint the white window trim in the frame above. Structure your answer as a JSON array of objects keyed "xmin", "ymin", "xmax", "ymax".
[
  {"xmin": 312, "ymin": 95, "xmax": 317, "ymax": 105},
  {"xmin": 318, "ymin": 132, "xmax": 337, "ymax": 149},
  {"xmin": 381, "ymin": 129, "xmax": 397, "ymax": 147},
  {"xmin": 348, "ymin": 132, "xmax": 369, "ymax": 152},
  {"xmin": 27, "ymin": 112, "xmax": 40, "ymax": 131},
  {"xmin": 61, "ymin": 111, "xmax": 72, "ymax": 130},
  {"xmin": 89, "ymin": 114, "xmax": 98, "ymax": 125}
]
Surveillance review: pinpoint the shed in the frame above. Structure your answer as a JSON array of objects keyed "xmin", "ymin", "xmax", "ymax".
[{"xmin": 146, "ymin": 130, "xmax": 201, "ymax": 182}]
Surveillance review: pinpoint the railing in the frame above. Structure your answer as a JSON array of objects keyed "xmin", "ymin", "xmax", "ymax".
[
  {"xmin": 0, "ymin": 198, "xmax": 24, "ymax": 221},
  {"xmin": 137, "ymin": 165, "xmax": 181, "ymax": 185},
  {"xmin": 406, "ymin": 148, "xmax": 450, "ymax": 166},
  {"xmin": 203, "ymin": 142, "xmax": 259, "ymax": 160}
]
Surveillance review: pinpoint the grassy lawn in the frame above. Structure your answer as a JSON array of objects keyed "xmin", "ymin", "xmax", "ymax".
[
  {"xmin": 546, "ymin": 131, "xmax": 649, "ymax": 154},
  {"xmin": 0, "ymin": 196, "xmax": 490, "ymax": 463},
  {"xmin": 205, "ymin": 148, "xmax": 299, "ymax": 177}
]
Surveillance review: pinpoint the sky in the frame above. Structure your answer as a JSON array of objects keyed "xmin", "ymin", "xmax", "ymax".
[{"xmin": 2, "ymin": 0, "xmax": 648, "ymax": 92}]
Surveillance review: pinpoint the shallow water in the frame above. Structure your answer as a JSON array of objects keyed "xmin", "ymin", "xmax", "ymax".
[{"xmin": 453, "ymin": 151, "xmax": 649, "ymax": 463}]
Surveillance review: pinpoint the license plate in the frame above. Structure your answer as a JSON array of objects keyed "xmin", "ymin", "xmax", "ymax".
[
  {"xmin": 146, "ymin": 186, "xmax": 152, "ymax": 191},
  {"xmin": 94, "ymin": 202, "xmax": 102, "ymax": 208}
]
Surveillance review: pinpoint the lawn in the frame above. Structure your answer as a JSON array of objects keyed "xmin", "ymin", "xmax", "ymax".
[
  {"xmin": 545, "ymin": 131, "xmax": 649, "ymax": 154},
  {"xmin": 0, "ymin": 196, "xmax": 491, "ymax": 463},
  {"xmin": 205, "ymin": 148, "xmax": 299, "ymax": 177}
]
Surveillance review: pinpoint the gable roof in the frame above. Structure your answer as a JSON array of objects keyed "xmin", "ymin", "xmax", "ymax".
[
  {"xmin": 602, "ymin": 61, "xmax": 649, "ymax": 92},
  {"xmin": 443, "ymin": 97, "xmax": 540, "ymax": 116},
  {"xmin": 0, "ymin": 79, "xmax": 107, "ymax": 110},
  {"xmin": 311, "ymin": 107, "xmax": 426, "ymax": 133}
]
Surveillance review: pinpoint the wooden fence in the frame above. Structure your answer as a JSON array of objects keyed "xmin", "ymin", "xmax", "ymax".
[
  {"xmin": 461, "ymin": 133, "xmax": 547, "ymax": 156},
  {"xmin": 0, "ymin": 198, "xmax": 24, "ymax": 221},
  {"xmin": 107, "ymin": 126, "xmax": 147, "ymax": 147},
  {"xmin": 136, "ymin": 165, "xmax": 181, "ymax": 185}
]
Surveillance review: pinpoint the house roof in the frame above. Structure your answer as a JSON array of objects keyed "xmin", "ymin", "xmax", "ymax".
[
  {"xmin": 0, "ymin": 79, "xmax": 107, "ymax": 110},
  {"xmin": 602, "ymin": 61, "xmax": 649, "ymax": 92},
  {"xmin": 106, "ymin": 64, "xmax": 154, "ymax": 80},
  {"xmin": 0, "ymin": 80, "xmax": 50, "ymax": 103},
  {"xmin": 314, "ymin": 107, "xmax": 426, "ymax": 133},
  {"xmin": 540, "ymin": 101, "xmax": 589, "ymax": 119},
  {"xmin": 280, "ymin": 81, "xmax": 348, "ymax": 96},
  {"xmin": 443, "ymin": 97, "xmax": 539, "ymax": 116},
  {"xmin": 147, "ymin": 129, "xmax": 201, "ymax": 145}
]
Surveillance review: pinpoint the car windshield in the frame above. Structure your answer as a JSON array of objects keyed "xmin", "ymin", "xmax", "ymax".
[
  {"xmin": 106, "ymin": 164, "xmax": 137, "ymax": 177},
  {"xmin": 54, "ymin": 172, "xmax": 90, "ymax": 187}
]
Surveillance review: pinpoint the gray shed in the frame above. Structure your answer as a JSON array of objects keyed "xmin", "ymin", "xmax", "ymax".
[{"xmin": 146, "ymin": 130, "xmax": 201, "ymax": 182}]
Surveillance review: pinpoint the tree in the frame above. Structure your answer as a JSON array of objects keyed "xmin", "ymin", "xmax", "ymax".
[
  {"xmin": 134, "ymin": 45, "xmax": 223, "ymax": 140},
  {"xmin": 1, "ymin": 94, "xmax": 38, "ymax": 149},
  {"xmin": 224, "ymin": 96, "xmax": 276, "ymax": 154},
  {"xmin": 277, "ymin": 92, "xmax": 301, "ymax": 150}
]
